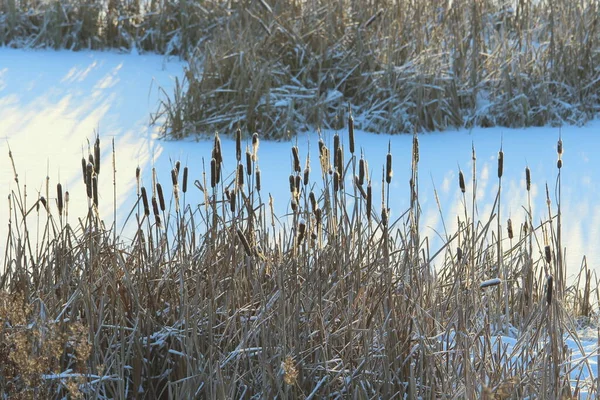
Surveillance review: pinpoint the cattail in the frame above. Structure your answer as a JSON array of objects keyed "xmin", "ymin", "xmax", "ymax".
[
  {"xmin": 297, "ymin": 218, "xmax": 306, "ymax": 245},
  {"xmin": 175, "ymin": 160, "xmax": 181, "ymax": 177},
  {"xmin": 289, "ymin": 175, "xmax": 295, "ymax": 195},
  {"xmin": 557, "ymin": 138, "xmax": 563, "ymax": 155},
  {"xmin": 236, "ymin": 128, "xmax": 242, "ymax": 162},
  {"xmin": 256, "ymin": 169, "xmax": 261, "ymax": 191},
  {"xmin": 546, "ymin": 275, "xmax": 553, "ymax": 305},
  {"xmin": 314, "ymin": 207, "xmax": 322, "ymax": 224},
  {"xmin": 57, "ymin": 183, "xmax": 63, "ymax": 215},
  {"xmin": 252, "ymin": 133, "xmax": 260, "ymax": 161},
  {"xmin": 358, "ymin": 157, "xmax": 366, "ymax": 186},
  {"xmin": 333, "ymin": 134, "xmax": 340, "ymax": 168},
  {"xmin": 318, "ymin": 138, "xmax": 325, "ymax": 157},
  {"xmin": 457, "ymin": 247, "xmax": 463, "ymax": 262},
  {"xmin": 309, "ymin": 191, "xmax": 317, "ymax": 212},
  {"xmin": 246, "ymin": 148, "xmax": 252, "ymax": 175},
  {"xmin": 152, "ymin": 196, "xmax": 161, "ymax": 226},
  {"xmin": 86, "ymin": 162, "xmax": 93, "ymax": 199},
  {"xmin": 94, "ymin": 137, "xmax": 100, "ymax": 175},
  {"xmin": 157, "ymin": 183, "xmax": 165, "ymax": 211},
  {"xmin": 381, "ymin": 206, "xmax": 388, "ymax": 226},
  {"xmin": 237, "ymin": 163, "xmax": 244, "ymax": 187},
  {"xmin": 39, "ymin": 196, "xmax": 47, "ymax": 212},
  {"xmin": 291, "ymin": 198, "xmax": 298, "ymax": 212},
  {"xmin": 88, "ymin": 153, "xmax": 95, "ymax": 170},
  {"xmin": 210, "ymin": 158, "xmax": 217, "ymax": 188},
  {"xmin": 171, "ymin": 168, "xmax": 177, "ymax": 186},
  {"xmin": 65, "ymin": 191, "xmax": 69, "ymax": 212},
  {"xmin": 213, "ymin": 134, "xmax": 223, "ymax": 164},
  {"xmin": 355, "ymin": 176, "xmax": 367, "ymax": 199},
  {"xmin": 348, "ymin": 112, "xmax": 355, "ymax": 154},
  {"xmin": 497, "ymin": 150, "xmax": 504, "ymax": 178},
  {"xmin": 412, "ymin": 135, "xmax": 419, "ymax": 164},
  {"xmin": 141, "ymin": 187, "xmax": 150, "ymax": 216},
  {"xmin": 366, "ymin": 183, "xmax": 372, "ymax": 220},
  {"xmin": 92, "ymin": 175, "xmax": 98, "ymax": 207},
  {"xmin": 333, "ymin": 171, "xmax": 340, "ymax": 192},
  {"xmin": 525, "ymin": 167, "xmax": 531, "ymax": 191},
  {"xmin": 81, "ymin": 157, "xmax": 87, "ymax": 183},
  {"xmin": 336, "ymin": 146, "xmax": 344, "ymax": 176},
  {"xmin": 385, "ymin": 151, "xmax": 392, "ymax": 184},
  {"xmin": 230, "ymin": 189, "xmax": 236, "ymax": 212},
  {"xmin": 136, "ymin": 166, "xmax": 141, "ymax": 195},
  {"xmin": 182, "ymin": 167, "xmax": 188, "ymax": 193},
  {"xmin": 292, "ymin": 146, "xmax": 301, "ymax": 173},
  {"xmin": 459, "ymin": 171, "xmax": 466, "ymax": 193},
  {"xmin": 545, "ymin": 245, "xmax": 552, "ymax": 264},
  {"xmin": 295, "ymin": 175, "xmax": 301, "ymax": 194},
  {"xmin": 507, "ymin": 218, "xmax": 513, "ymax": 239},
  {"xmin": 303, "ymin": 167, "xmax": 310, "ymax": 186},
  {"xmin": 557, "ymin": 159, "xmax": 562, "ymax": 169}
]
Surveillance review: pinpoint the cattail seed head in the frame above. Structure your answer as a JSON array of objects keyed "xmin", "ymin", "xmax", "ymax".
[
  {"xmin": 333, "ymin": 134, "xmax": 340, "ymax": 164},
  {"xmin": 546, "ymin": 275, "xmax": 553, "ymax": 305},
  {"xmin": 136, "ymin": 166, "xmax": 140, "ymax": 180},
  {"xmin": 557, "ymin": 159, "xmax": 562, "ymax": 169},
  {"xmin": 459, "ymin": 171, "xmax": 466, "ymax": 193},
  {"xmin": 141, "ymin": 187, "xmax": 150, "ymax": 216},
  {"xmin": 457, "ymin": 247, "xmax": 463, "ymax": 262},
  {"xmin": 171, "ymin": 169, "xmax": 177, "ymax": 186},
  {"xmin": 157, "ymin": 183, "xmax": 165, "ymax": 211},
  {"xmin": 358, "ymin": 158, "xmax": 366, "ymax": 186},
  {"xmin": 230, "ymin": 189, "xmax": 236, "ymax": 212},
  {"xmin": 295, "ymin": 175, "xmax": 301, "ymax": 194},
  {"xmin": 289, "ymin": 174, "xmax": 295, "ymax": 195},
  {"xmin": 303, "ymin": 167, "xmax": 310, "ymax": 186},
  {"xmin": 309, "ymin": 191, "xmax": 317, "ymax": 212},
  {"xmin": 557, "ymin": 139, "xmax": 563, "ymax": 155},
  {"xmin": 413, "ymin": 135, "xmax": 419, "ymax": 164},
  {"xmin": 525, "ymin": 167, "xmax": 531, "ymax": 191},
  {"xmin": 348, "ymin": 113, "xmax": 355, "ymax": 154},
  {"xmin": 237, "ymin": 163, "xmax": 244, "ymax": 188},
  {"xmin": 152, "ymin": 196, "xmax": 161, "ymax": 226},
  {"xmin": 252, "ymin": 133, "xmax": 259, "ymax": 161},
  {"xmin": 386, "ymin": 152, "xmax": 392, "ymax": 184},
  {"xmin": 318, "ymin": 138, "xmax": 325, "ymax": 157},
  {"xmin": 210, "ymin": 158, "xmax": 217, "ymax": 188},
  {"xmin": 366, "ymin": 183, "xmax": 372, "ymax": 220},
  {"xmin": 86, "ymin": 162, "xmax": 93, "ymax": 199},
  {"xmin": 336, "ymin": 146, "xmax": 344, "ymax": 176},
  {"xmin": 57, "ymin": 183, "xmax": 63, "ymax": 215},
  {"xmin": 92, "ymin": 175, "xmax": 98, "ymax": 207},
  {"xmin": 545, "ymin": 245, "xmax": 552, "ymax": 264},
  {"xmin": 39, "ymin": 196, "xmax": 47, "ymax": 212},
  {"xmin": 381, "ymin": 206, "xmax": 388, "ymax": 226},
  {"xmin": 507, "ymin": 218, "xmax": 513, "ymax": 239},
  {"xmin": 236, "ymin": 128, "xmax": 242, "ymax": 162},
  {"xmin": 291, "ymin": 198, "xmax": 298, "ymax": 212},
  {"xmin": 333, "ymin": 171, "xmax": 340, "ymax": 192},
  {"xmin": 213, "ymin": 134, "xmax": 223, "ymax": 164},
  {"xmin": 498, "ymin": 150, "xmax": 504, "ymax": 178},
  {"xmin": 314, "ymin": 207, "xmax": 322, "ymax": 225},
  {"xmin": 292, "ymin": 146, "xmax": 301, "ymax": 173},
  {"xmin": 88, "ymin": 153, "xmax": 95, "ymax": 169},
  {"xmin": 94, "ymin": 137, "xmax": 100, "ymax": 175},
  {"xmin": 246, "ymin": 149, "xmax": 252, "ymax": 175},
  {"xmin": 182, "ymin": 167, "xmax": 188, "ymax": 193},
  {"xmin": 297, "ymin": 218, "xmax": 306, "ymax": 245},
  {"xmin": 256, "ymin": 169, "xmax": 261, "ymax": 192},
  {"xmin": 175, "ymin": 160, "xmax": 181, "ymax": 176},
  {"xmin": 81, "ymin": 158, "xmax": 87, "ymax": 183}
]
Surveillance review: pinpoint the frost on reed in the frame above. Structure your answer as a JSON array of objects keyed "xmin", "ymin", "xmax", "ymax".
[{"xmin": 0, "ymin": 127, "xmax": 597, "ymax": 399}]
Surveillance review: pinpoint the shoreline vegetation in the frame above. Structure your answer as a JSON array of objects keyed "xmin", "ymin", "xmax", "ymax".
[
  {"xmin": 1, "ymin": 120, "xmax": 599, "ymax": 398},
  {"xmin": 3, "ymin": 0, "xmax": 598, "ymax": 138}
]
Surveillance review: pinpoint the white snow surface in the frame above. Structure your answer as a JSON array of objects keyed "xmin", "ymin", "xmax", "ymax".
[
  {"xmin": 1, "ymin": 48, "xmax": 600, "ymax": 276},
  {"xmin": 2, "ymin": 46, "xmax": 600, "ymax": 398}
]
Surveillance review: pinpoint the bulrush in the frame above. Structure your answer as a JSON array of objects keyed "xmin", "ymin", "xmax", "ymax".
[
  {"xmin": 57, "ymin": 183, "xmax": 63, "ymax": 215},
  {"xmin": 94, "ymin": 137, "xmax": 101, "ymax": 175},
  {"xmin": 92, "ymin": 175, "xmax": 98, "ymax": 207},
  {"xmin": 292, "ymin": 146, "xmax": 301, "ymax": 173},
  {"xmin": 459, "ymin": 171, "xmax": 466, "ymax": 193},
  {"xmin": 333, "ymin": 171, "xmax": 340, "ymax": 193},
  {"xmin": 546, "ymin": 275, "xmax": 553, "ymax": 305},
  {"xmin": 182, "ymin": 167, "xmax": 188, "ymax": 193},
  {"xmin": 507, "ymin": 219, "xmax": 513, "ymax": 239},
  {"xmin": 297, "ymin": 218, "xmax": 306, "ymax": 245},
  {"xmin": 348, "ymin": 111, "xmax": 355, "ymax": 155},
  {"xmin": 545, "ymin": 245, "xmax": 552, "ymax": 264},
  {"xmin": 236, "ymin": 128, "xmax": 242, "ymax": 162},
  {"xmin": 136, "ymin": 166, "xmax": 141, "ymax": 195},
  {"xmin": 385, "ymin": 143, "xmax": 392, "ymax": 184},
  {"xmin": 141, "ymin": 187, "xmax": 150, "ymax": 217},
  {"xmin": 289, "ymin": 174, "xmax": 295, "ymax": 195},
  {"xmin": 246, "ymin": 148, "xmax": 252, "ymax": 176},
  {"xmin": 366, "ymin": 182, "xmax": 372, "ymax": 220},
  {"xmin": 81, "ymin": 157, "xmax": 87, "ymax": 184},
  {"xmin": 157, "ymin": 183, "xmax": 165, "ymax": 211},
  {"xmin": 526, "ymin": 167, "xmax": 531, "ymax": 191},
  {"xmin": 152, "ymin": 196, "xmax": 161, "ymax": 227},
  {"xmin": 358, "ymin": 157, "xmax": 366, "ymax": 186},
  {"xmin": 210, "ymin": 158, "xmax": 217, "ymax": 188},
  {"xmin": 309, "ymin": 191, "xmax": 317, "ymax": 212},
  {"xmin": 498, "ymin": 150, "xmax": 504, "ymax": 178},
  {"xmin": 256, "ymin": 168, "xmax": 261, "ymax": 192},
  {"xmin": 252, "ymin": 132, "xmax": 259, "ymax": 161},
  {"xmin": 86, "ymin": 162, "xmax": 93, "ymax": 199},
  {"xmin": 237, "ymin": 164, "xmax": 244, "ymax": 188}
]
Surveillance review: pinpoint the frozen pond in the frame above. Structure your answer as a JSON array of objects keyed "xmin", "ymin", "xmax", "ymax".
[{"xmin": 0, "ymin": 48, "xmax": 598, "ymax": 277}]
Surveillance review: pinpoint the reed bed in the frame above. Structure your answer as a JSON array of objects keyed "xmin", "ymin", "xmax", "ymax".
[{"xmin": 0, "ymin": 120, "xmax": 598, "ymax": 399}]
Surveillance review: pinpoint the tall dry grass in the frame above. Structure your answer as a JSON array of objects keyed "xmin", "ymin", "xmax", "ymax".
[{"xmin": 1, "ymin": 121, "xmax": 598, "ymax": 398}]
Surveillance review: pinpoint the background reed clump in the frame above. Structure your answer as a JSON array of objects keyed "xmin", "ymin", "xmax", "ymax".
[{"xmin": 1, "ymin": 120, "xmax": 599, "ymax": 399}]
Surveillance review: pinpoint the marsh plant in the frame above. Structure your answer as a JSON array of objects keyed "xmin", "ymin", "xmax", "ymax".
[{"xmin": 0, "ymin": 121, "xmax": 598, "ymax": 399}]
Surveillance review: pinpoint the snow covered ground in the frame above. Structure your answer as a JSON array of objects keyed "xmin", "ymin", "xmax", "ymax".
[{"xmin": 2, "ymin": 47, "xmax": 600, "ymax": 396}]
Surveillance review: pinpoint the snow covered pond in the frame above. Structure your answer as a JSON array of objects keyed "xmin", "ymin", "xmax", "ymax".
[{"xmin": 1, "ymin": 48, "xmax": 599, "ymax": 277}]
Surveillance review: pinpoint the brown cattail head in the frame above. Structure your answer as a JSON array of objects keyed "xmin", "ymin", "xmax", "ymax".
[
  {"xmin": 336, "ymin": 145, "xmax": 344, "ymax": 176},
  {"xmin": 92, "ymin": 175, "xmax": 98, "ymax": 207},
  {"xmin": 314, "ymin": 207, "xmax": 322, "ymax": 225},
  {"xmin": 289, "ymin": 174, "xmax": 295, "ymax": 195},
  {"xmin": 366, "ymin": 183, "xmax": 372, "ymax": 220},
  {"xmin": 230, "ymin": 189, "xmax": 236, "ymax": 212},
  {"xmin": 386, "ymin": 150, "xmax": 392, "ymax": 184},
  {"xmin": 237, "ymin": 163, "xmax": 244, "ymax": 187},
  {"xmin": 358, "ymin": 157, "xmax": 366, "ymax": 186},
  {"xmin": 81, "ymin": 157, "xmax": 87, "ymax": 183},
  {"xmin": 557, "ymin": 138, "xmax": 563, "ymax": 155},
  {"xmin": 57, "ymin": 183, "xmax": 63, "ymax": 215},
  {"xmin": 557, "ymin": 159, "xmax": 562, "ymax": 169},
  {"xmin": 348, "ymin": 112, "xmax": 355, "ymax": 155},
  {"xmin": 86, "ymin": 162, "xmax": 93, "ymax": 199},
  {"xmin": 246, "ymin": 148, "xmax": 252, "ymax": 175},
  {"xmin": 333, "ymin": 171, "xmax": 340, "ymax": 192},
  {"xmin": 157, "ymin": 183, "xmax": 165, "ymax": 211},
  {"xmin": 381, "ymin": 206, "xmax": 388, "ymax": 227},
  {"xmin": 236, "ymin": 128, "xmax": 242, "ymax": 162},
  {"xmin": 136, "ymin": 166, "xmax": 140, "ymax": 180},
  {"xmin": 525, "ymin": 167, "xmax": 531, "ymax": 191},
  {"xmin": 141, "ymin": 187, "xmax": 150, "ymax": 216},
  {"xmin": 546, "ymin": 275, "xmax": 553, "ymax": 305},
  {"xmin": 303, "ymin": 167, "xmax": 310, "ymax": 186},
  {"xmin": 39, "ymin": 196, "xmax": 47, "ymax": 212},
  {"xmin": 182, "ymin": 167, "xmax": 188, "ymax": 193},
  {"xmin": 210, "ymin": 158, "xmax": 217, "ymax": 188},
  {"xmin": 94, "ymin": 137, "xmax": 100, "ymax": 175},
  {"xmin": 171, "ymin": 169, "xmax": 177, "ymax": 186},
  {"xmin": 291, "ymin": 198, "xmax": 298, "ymax": 212},
  {"xmin": 318, "ymin": 138, "xmax": 325, "ymax": 156},
  {"xmin": 457, "ymin": 247, "xmax": 463, "ymax": 262},
  {"xmin": 333, "ymin": 134, "xmax": 340, "ymax": 166},
  {"xmin": 297, "ymin": 218, "xmax": 306, "ymax": 245},
  {"xmin": 292, "ymin": 146, "xmax": 301, "ymax": 173},
  {"xmin": 295, "ymin": 175, "xmax": 301, "ymax": 194},
  {"xmin": 213, "ymin": 134, "xmax": 223, "ymax": 164},
  {"xmin": 459, "ymin": 170, "xmax": 466, "ymax": 193},
  {"xmin": 256, "ymin": 169, "xmax": 261, "ymax": 192},
  {"xmin": 545, "ymin": 245, "xmax": 552, "ymax": 264},
  {"xmin": 412, "ymin": 135, "xmax": 419, "ymax": 164},
  {"xmin": 88, "ymin": 153, "xmax": 95, "ymax": 169},
  {"xmin": 152, "ymin": 196, "xmax": 161, "ymax": 226},
  {"xmin": 252, "ymin": 132, "xmax": 260, "ymax": 161},
  {"xmin": 175, "ymin": 161, "xmax": 181, "ymax": 177},
  {"xmin": 507, "ymin": 218, "xmax": 513, "ymax": 239},
  {"xmin": 309, "ymin": 191, "xmax": 317, "ymax": 212},
  {"xmin": 498, "ymin": 150, "xmax": 504, "ymax": 178}
]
